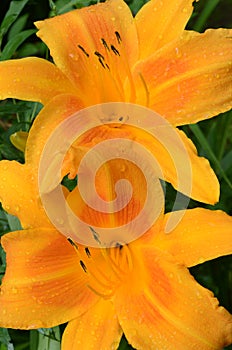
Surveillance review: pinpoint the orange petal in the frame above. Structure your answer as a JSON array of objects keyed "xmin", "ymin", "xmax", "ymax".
[
  {"xmin": 176, "ymin": 129, "xmax": 219, "ymax": 204},
  {"xmin": 0, "ymin": 228, "xmax": 97, "ymax": 329},
  {"xmin": 66, "ymin": 159, "xmax": 148, "ymax": 228},
  {"xmin": 155, "ymin": 208, "xmax": 232, "ymax": 267},
  {"xmin": 135, "ymin": 0, "xmax": 195, "ymax": 58},
  {"xmin": 133, "ymin": 29, "xmax": 232, "ymax": 125},
  {"xmin": 62, "ymin": 299, "xmax": 122, "ymax": 350},
  {"xmin": 114, "ymin": 247, "xmax": 232, "ymax": 350},
  {"xmin": 35, "ymin": 0, "xmax": 138, "ymax": 104},
  {"xmin": 66, "ymin": 123, "xmax": 219, "ymax": 204},
  {"xmin": 25, "ymin": 94, "xmax": 84, "ymax": 176},
  {"xmin": 0, "ymin": 58, "xmax": 77, "ymax": 105},
  {"xmin": 0, "ymin": 161, "xmax": 51, "ymax": 229}
]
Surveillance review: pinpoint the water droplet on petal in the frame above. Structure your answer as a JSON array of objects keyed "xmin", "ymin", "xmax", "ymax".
[{"xmin": 198, "ymin": 257, "xmax": 205, "ymax": 264}]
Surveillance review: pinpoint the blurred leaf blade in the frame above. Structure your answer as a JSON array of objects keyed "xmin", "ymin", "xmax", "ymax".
[
  {"xmin": 0, "ymin": 0, "xmax": 30, "ymax": 47},
  {"xmin": 0, "ymin": 29, "xmax": 36, "ymax": 60},
  {"xmin": 37, "ymin": 328, "xmax": 61, "ymax": 350}
]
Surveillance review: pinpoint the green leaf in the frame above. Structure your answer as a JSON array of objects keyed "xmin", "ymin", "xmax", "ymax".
[
  {"xmin": 0, "ymin": 0, "xmax": 30, "ymax": 47},
  {"xmin": 0, "ymin": 29, "xmax": 36, "ymax": 60},
  {"xmin": 0, "ymin": 328, "xmax": 14, "ymax": 350},
  {"xmin": 5, "ymin": 214, "xmax": 22, "ymax": 231},
  {"xmin": 8, "ymin": 13, "xmax": 29, "ymax": 40},
  {"xmin": 221, "ymin": 149, "xmax": 232, "ymax": 173},
  {"xmin": 118, "ymin": 335, "xmax": 135, "ymax": 350},
  {"xmin": 29, "ymin": 331, "xmax": 38, "ymax": 350},
  {"xmin": 37, "ymin": 328, "xmax": 61, "ymax": 350},
  {"xmin": 193, "ymin": 0, "xmax": 220, "ymax": 32}
]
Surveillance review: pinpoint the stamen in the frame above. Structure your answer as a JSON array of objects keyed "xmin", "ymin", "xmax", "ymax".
[
  {"xmin": 94, "ymin": 51, "xmax": 105, "ymax": 60},
  {"xmin": 85, "ymin": 247, "xmax": 91, "ymax": 258},
  {"xmin": 89, "ymin": 226, "xmax": 101, "ymax": 245},
  {"xmin": 111, "ymin": 45, "xmax": 120, "ymax": 56},
  {"xmin": 139, "ymin": 73, "xmax": 150, "ymax": 107},
  {"xmin": 98, "ymin": 58, "xmax": 106, "ymax": 69},
  {"xmin": 78, "ymin": 44, "xmax": 89, "ymax": 57},
  {"xmin": 115, "ymin": 31, "xmax": 122, "ymax": 44},
  {"xmin": 115, "ymin": 242, "xmax": 123, "ymax": 250},
  {"xmin": 100, "ymin": 248, "xmax": 123, "ymax": 279},
  {"xmin": 80, "ymin": 260, "xmax": 87, "ymax": 273},
  {"xmin": 101, "ymin": 38, "xmax": 110, "ymax": 51},
  {"xmin": 87, "ymin": 284, "xmax": 115, "ymax": 299},
  {"xmin": 67, "ymin": 237, "xmax": 78, "ymax": 250}
]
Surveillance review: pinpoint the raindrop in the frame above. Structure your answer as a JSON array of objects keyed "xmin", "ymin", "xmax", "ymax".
[{"xmin": 198, "ymin": 257, "xmax": 205, "ymax": 264}]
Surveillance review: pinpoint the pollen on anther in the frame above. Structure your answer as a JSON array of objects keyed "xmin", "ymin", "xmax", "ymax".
[
  {"xmin": 80, "ymin": 260, "xmax": 87, "ymax": 273},
  {"xmin": 67, "ymin": 238, "xmax": 78, "ymax": 249},
  {"xmin": 111, "ymin": 45, "xmax": 120, "ymax": 56},
  {"xmin": 94, "ymin": 51, "xmax": 105, "ymax": 60},
  {"xmin": 101, "ymin": 38, "xmax": 110, "ymax": 51},
  {"xmin": 77, "ymin": 44, "xmax": 89, "ymax": 57},
  {"xmin": 115, "ymin": 31, "xmax": 122, "ymax": 44},
  {"xmin": 89, "ymin": 226, "xmax": 101, "ymax": 245},
  {"xmin": 98, "ymin": 57, "xmax": 106, "ymax": 69},
  {"xmin": 85, "ymin": 247, "xmax": 91, "ymax": 258}
]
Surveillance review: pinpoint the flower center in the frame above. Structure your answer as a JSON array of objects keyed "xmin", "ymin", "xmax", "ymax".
[{"xmin": 68, "ymin": 237, "xmax": 133, "ymax": 299}]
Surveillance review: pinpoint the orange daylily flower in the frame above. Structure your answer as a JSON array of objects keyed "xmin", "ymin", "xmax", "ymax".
[
  {"xmin": 0, "ymin": 0, "xmax": 232, "ymax": 203},
  {"xmin": 0, "ymin": 162, "xmax": 232, "ymax": 349},
  {"xmin": 0, "ymin": 1, "xmax": 232, "ymax": 349}
]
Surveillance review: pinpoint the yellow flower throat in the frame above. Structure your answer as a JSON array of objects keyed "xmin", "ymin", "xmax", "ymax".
[{"xmin": 68, "ymin": 237, "xmax": 133, "ymax": 299}]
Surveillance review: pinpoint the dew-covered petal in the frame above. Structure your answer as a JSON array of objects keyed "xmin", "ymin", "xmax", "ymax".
[
  {"xmin": 0, "ymin": 161, "xmax": 51, "ymax": 229},
  {"xmin": 114, "ymin": 247, "xmax": 232, "ymax": 350},
  {"xmin": 66, "ymin": 159, "xmax": 149, "ymax": 230},
  {"xmin": 154, "ymin": 208, "xmax": 232, "ymax": 267},
  {"xmin": 0, "ymin": 228, "xmax": 97, "ymax": 329},
  {"xmin": 62, "ymin": 299, "xmax": 122, "ymax": 350},
  {"xmin": 135, "ymin": 0, "xmax": 195, "ymax": 58},
  {"xmin": 35, "ymin": 0, "xmax": 138, "ymax": 105},
  {"xmin": 25, "ymin": 93, "xmax": 84, "ymax": 176},
  {"xmin": 0, "ymin": 58, "xmax": 77, "ymax": 105},
  {"xmin": 64, "ymin": 123, "xmax": 219, "ymax": 204},
  {"xmin": 132, "ymin": 29, "xmax": 232, "ymax": 125}
]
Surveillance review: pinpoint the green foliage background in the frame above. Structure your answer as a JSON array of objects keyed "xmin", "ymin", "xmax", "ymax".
[{"xmin": 0, "ymin": 0, "xmax": 231, "ymax": 349}]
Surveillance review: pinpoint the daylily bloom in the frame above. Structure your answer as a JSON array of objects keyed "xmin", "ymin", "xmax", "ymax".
[
  {"xmin": 0, "ymin": 162, "xmax": 232, "ymax": 349},
  {"xmin": 0, "ymin": 1, "xmax": 232, "ymax": 349},
  {"xmin": 0, "ymin": 0, "xmax": 232, "ymax": 203}
]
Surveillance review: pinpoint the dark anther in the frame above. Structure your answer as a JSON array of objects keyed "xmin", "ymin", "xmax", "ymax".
[
  {"xmin": 115, "ymin": 31, "xmax": 122, "ymax": 44},
  {"xmin": 98, "ymin": 57, "xmax": 106, "ymax": 69},
  {"xmin": 111, "ymin": 45, "xmax": 120, "ymax": 56},
  {"xmin": 119, "ymin": 116, "xmax": 123, "ymax": 121},
  {"xmin": 116, "ymin": 242, "xmax": 123, "ymax": 250},
  {"xmin": 101, "ymin": 38, "xmax": 110, "ymax": 51},
  {"xmin": 67, "ymin": 238, "xmax": 78, "ymax": 249},
  {"xmin": 85, "ymin": 247, "xmax": 91, "ymax": 258},
  {"xmin": 80, "ymin": 260, "xmax": 87, "ymax": 273},
  {"xmin": 105, "ymin": 63, "xmax": 110, "ymax": 70},
  {"xmin": 78, "ymin": 44, "xmax": 90, "ymax": 57},
  {"xmin": 89, "ymin": 226, "xmax": 101, "ymax": 245},
  {"xmin": 94, "ymin": 51, "xmax": 105, "ymax": 60}
]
